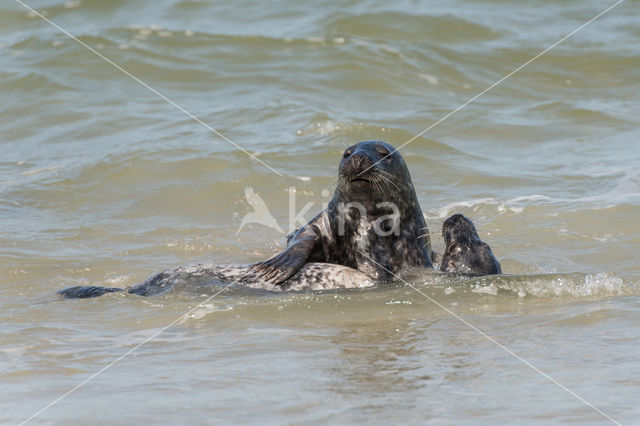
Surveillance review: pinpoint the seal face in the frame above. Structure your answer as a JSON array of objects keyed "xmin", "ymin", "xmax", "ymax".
[
  {"xmin": 253, "ymin": 140, "xmax": 433, "ymax": 284},
  {"xmin": 439, "ymin": 213, "xmax": 501, "ymax": 275}
]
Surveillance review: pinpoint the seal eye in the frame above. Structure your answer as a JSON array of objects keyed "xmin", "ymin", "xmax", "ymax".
[
  {"xmin": 377, "ymin": 147, "xmax": 391, "ymax": 160},
  {"xmin": 343, "ymin": 150, "xmax": 352, "ymax": 159}
]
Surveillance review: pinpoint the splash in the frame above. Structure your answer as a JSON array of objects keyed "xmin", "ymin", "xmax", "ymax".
[{"xmin": 460, "ymin": 272, "xmax": 633, "ymax": 298}]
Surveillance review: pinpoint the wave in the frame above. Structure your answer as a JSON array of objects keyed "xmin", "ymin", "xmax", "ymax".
[
  {"xmin": 404, "ymin": 270, "xmax": 635, "ymax": 299},
  {"xmin": 424, "ymin": 177, "xmax": 640, "ymax": 219},
  {"xmin": 325, "ymin": 11, "xmax": 501, "ymax": 44}
]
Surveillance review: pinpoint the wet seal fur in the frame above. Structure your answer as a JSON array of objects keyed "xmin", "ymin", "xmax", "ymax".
[
  {"xmin": 439, "ymin": 214, "xmax": 501, "ymax": 275},
  {"xmin": 58, "ymin": 263, "xmax": 374, "ymax": 298},
  {"xmin": 58, "ymin": 140, "xmax": 432, "ymax": 298},
  {"xmin": 251, "ymin": 140, "xmax": 432, "ymax": 284}
]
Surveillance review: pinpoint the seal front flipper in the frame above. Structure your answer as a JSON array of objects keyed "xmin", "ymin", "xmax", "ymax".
[{"xmin": 251, "ymin": 236, "xmax": 316, "ymax": 285}]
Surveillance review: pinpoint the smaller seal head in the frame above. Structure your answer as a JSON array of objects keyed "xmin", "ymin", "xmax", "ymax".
[{"xmin": 440, "ymin": 214, "xmax": 501, "ymax": 275}]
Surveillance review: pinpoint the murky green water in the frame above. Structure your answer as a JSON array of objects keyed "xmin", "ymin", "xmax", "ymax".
[{"xmin": 2, "ymin": 0, "xmax": 639, "ymax": 424}]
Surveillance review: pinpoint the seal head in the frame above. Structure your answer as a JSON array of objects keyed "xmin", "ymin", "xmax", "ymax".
[{"xmin": 439, "ymin": 213, "xmax": 501, "ymax": 275}]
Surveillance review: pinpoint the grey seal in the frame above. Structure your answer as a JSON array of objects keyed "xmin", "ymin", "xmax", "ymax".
[
  {"xmin": 439, "ymin": 213, "xmax": 501, "ymax": 275},
  {"xmin": 251, "ymin": 140, "xmax": 432, "ymax": 284},
  {"xmin": 58, "ymin": 141, "xmax": 432, "ymax": 298}
]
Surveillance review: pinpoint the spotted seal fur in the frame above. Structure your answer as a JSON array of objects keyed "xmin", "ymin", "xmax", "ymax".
[
  {"xmin": 58, "ymin": 263, "xmax": 374, "ymax": 298},
  {"xmin": 439, "ymin": 213, "xmax": 501, "ymax": 275}
]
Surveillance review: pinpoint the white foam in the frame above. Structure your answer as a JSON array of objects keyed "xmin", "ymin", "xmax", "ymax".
[
  {"xmin": 296, "ymin": 120, "xmax": 353, "ymax": 137},
  {"xmin": 105, "ymin": 275, "xmax": 131, "ymax": 285},
  {"xmin": 181, "ymin": 303, "xmax": 233, "ymax": 322},
  {"xmin": 422, "ymin": 189, "xmax": 639, "ymax": 221},
  {"xmin": 471, "ymin": 283, "xmax": 498, "ymax": 295},
  {"xmin": 498, "ymin": 273, "xmax": 630, "ymax": 298},
  {"xmin": 427, "ymin": 198, "xmax": 496, "ymax": 219}
]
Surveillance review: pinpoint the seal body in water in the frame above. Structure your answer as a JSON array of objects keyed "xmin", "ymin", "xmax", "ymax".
[
  {"xmin": 58, "ymin": 140, "xmax": 432, "ymax": 298},
  {"xmin": 252, "ymin": 140, "xmax": 432, "ymax": 284},
  {"xmin": 439, "ymin": 213, "xmax": 501, "ymax": 275},
  {"xmin": 58, "ymin": 263, "xmax": 374, "ymax": 298}
]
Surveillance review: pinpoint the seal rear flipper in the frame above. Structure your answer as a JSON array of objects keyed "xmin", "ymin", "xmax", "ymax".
[
  {"xmin": 57, "ymin": 267, "xmax": 189, "ymax": 299},
  {"xmin": 57, "ymin": 286, "xmax": 124, "ymax": 299}
]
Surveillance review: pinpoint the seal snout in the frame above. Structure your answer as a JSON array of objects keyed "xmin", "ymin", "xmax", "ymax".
[{"xmin": 341, "ymin": 151, "xmax": 375, "ymax": 180}]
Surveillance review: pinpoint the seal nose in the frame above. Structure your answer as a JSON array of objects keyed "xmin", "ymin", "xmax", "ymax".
[{"xmin": 343, "ymin": 152, "xmax": 374, "ymax": 175}]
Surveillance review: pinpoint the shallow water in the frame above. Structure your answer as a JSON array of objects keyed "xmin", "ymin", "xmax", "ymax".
[{"xmin": 2, "ymin": 0, "xmax": 640, "ymax": 424}]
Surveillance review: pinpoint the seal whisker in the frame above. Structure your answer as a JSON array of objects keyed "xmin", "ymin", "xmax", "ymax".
[
  {"xmin": 373, "ymin": 172, "xmax": 397, "ymax": 194},
  {"xmin": 376, "ymin": 168, "xmax": 398, "ymax": 180},
  {"xmin": 337, "ymin": 175, "xmax": 348, "ymax": 191},
  {"xmin": 373, "ymin": 174, "xmax": 389, "ymax": 198},
  {"xmin": 377, "ymin": 178, "xmax": 387, "ymax": 197},
  {"xmin": 376, "ymin": 169, "xmax": 401, "ymax": 186},
  {"xmin": 370, "ymin": 175, "xmax": 384, "ymax": 197},
  {"xmin": 375, "ymin": 172, "xmax": 400, "ymax": 191}
]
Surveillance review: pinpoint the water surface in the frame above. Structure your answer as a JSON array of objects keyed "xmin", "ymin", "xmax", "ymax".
[{"xmin": 2, "ymin": 0, "xmax": 639, "ymax": 424}]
